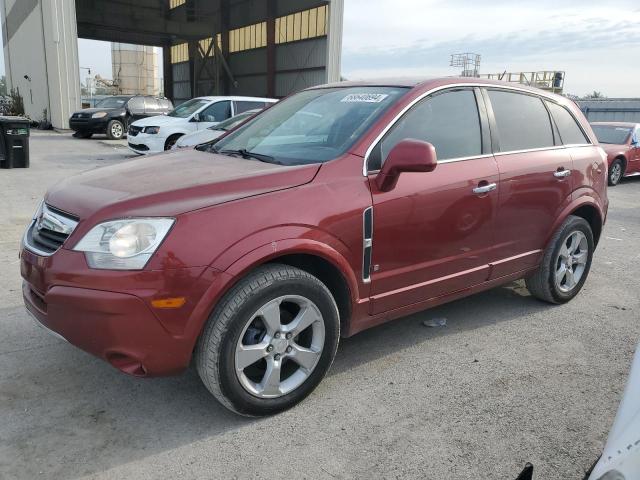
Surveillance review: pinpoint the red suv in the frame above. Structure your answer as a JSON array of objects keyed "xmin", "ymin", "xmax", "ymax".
[
  {"xmin": 590, "ymin": 122, "xmax": 640, "ymax": 186},
  {"xmin": 21, "ymin": 78, "xmax": 608, "ymax": 416}
]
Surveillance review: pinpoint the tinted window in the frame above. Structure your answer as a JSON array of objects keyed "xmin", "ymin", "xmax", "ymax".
[
  {"xmin": 546, "ymin": 102, "xmax": 589, "ymax": 145},
  {"xmin": 591, "ymin": 125, "xmax": 633, "ymax": 145},
  {"xmin": 235, "ymin": 101, "xmax": 268, "ymax": 114},
  {"xmin": 488, "ymin": 90, "xmax": 554, "ymax": 152},
  {"xmin": 371, "ymin": 89, "xmax": 482, "ymax": 170},
  {"xmin": 96, "ymin": 96, "xmax": 130, "ymax": 108},
  {"xmin": 200, "ymin": 101, "xmax": 232, "ymax": 122},
  {"xmin": 168, "ymin": 98, "xmax": 210, "ymax": 118}
]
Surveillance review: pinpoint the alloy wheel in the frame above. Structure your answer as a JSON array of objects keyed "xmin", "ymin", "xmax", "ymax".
[
  {"xmin": 555, "ymin": 231, "xmax": 589, "ymax": 293},
  {"xmin": 610, "ymin": 163, "xmax": 623, "ymax": 184},
  {"xmin": 111, "ymin": 122, "xmax": 123, "ymax": 138},
  {"xmin": 235, "ymin": 295, "xmax": 325, "ymax": 399}
]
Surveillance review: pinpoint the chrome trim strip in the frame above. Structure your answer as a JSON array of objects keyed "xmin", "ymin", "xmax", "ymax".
[
  {"xmin": 362, "ymin": 207, "xmax": 373, "ymax": 284},
  {"xmin": 362, "ymin": 82, "xmax": 593, "ymax": 176}
]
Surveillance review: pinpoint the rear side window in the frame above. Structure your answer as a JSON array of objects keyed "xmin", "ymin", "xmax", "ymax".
[
  {"xmin": 546, "ymin": 102, "xmax": 590, "ymax": 145},
  {"xmin": 488, "ymin": 90, "xmax": 554, "ymax": 152},
  {"xmin": 235, "ymin": 101, "xmax": 268, "ymax": 114},
  {"xmin": 371, "ymin": 89, "xmax": 482, "ymax": 170}
]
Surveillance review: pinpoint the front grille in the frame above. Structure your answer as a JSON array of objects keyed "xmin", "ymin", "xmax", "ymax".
[
  {"xmin": 128, "ymin": 142, "xmax": 149, "ymax": 151},
  {"xmin": 24, "ymin": 204, "xmax": 78, "ymax": 256},
  {"xmin": 128, "ymin": 125, "xmax": 142, "ymax": 137},
  {"xmin": 73, "ymin": 113, "xmax": 90, "ymax": 119}
]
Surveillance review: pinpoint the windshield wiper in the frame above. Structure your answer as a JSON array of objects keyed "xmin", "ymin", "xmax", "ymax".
[{"xmin": 219, "ymin": 148, "xmax": 281, "ymax": 164}]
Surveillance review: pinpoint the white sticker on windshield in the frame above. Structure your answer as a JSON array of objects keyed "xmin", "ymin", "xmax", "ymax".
[{"xmin": 341, "ymin": 93, "xmax": 389, "ymax": 103}]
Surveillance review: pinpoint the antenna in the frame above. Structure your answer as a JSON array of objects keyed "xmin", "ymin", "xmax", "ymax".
[{"xmin": 450, "ymin": 53, "xmax": 481, "ymax": 77}]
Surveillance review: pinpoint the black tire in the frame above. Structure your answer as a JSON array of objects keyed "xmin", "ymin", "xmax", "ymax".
[
  {"xmin": 525, "ymin": 215, "xmax": 594, "ymax": 304},
  {"xmin": 73, "ymin": 131, "xmax": 93, "ymax": 139},
  {"xmin": 164, "ymin": 134, "xmax": 182, "ymax": 150},
  {"xmin": 106, "ymin": 119, "xmax": 125, "ymax": 140},
  {"xmin": 608, "ymin": 158, "xmax": 624, "ymax": 186},
  {"xmin": 196, "ymin": 264, "xmax": 340, "ymax": 416}
]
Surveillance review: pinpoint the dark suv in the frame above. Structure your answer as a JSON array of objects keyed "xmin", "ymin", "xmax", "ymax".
[{"xmin": 69, "ymin": 96, "xmax": 173, "ymax": 140}]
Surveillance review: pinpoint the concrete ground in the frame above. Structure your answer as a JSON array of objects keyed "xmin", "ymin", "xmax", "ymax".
[{"xmin": 1, "ymin": 131, "xmax": 639, "ymax": 479}]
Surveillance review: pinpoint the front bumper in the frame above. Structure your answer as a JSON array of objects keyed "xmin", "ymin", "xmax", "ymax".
[
  {"xmin": 20, "ymin": 246, "xmax": 227, "ymax": 376},
  {"xmin": 127, "ymin": 132, "xmax": 166, "ymax": 155},
  {"xmin": 69, "ymin": 117, "xmax": 109, "ymax": 133}
]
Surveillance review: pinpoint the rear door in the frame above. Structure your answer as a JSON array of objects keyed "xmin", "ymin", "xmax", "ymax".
[
  {"xmin": 234, "ymin": 100, "xmax": 268, "ymax": 114},
  {"xmin": 631, "ymin": 126, "xmax": 640, "ymax": 173},
  {"xmin": 368, "ymin": 88, "xmax": 499, "ymax": 314},
  {"xmin": 484, "ymin": 88, "xmax": 573, "ymax": 278}
]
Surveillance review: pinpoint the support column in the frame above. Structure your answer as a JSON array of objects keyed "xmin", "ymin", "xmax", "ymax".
[
  {"xmin": 266, "ymin": 0, "xmax": 276, "ymax": 97},
  {"xmin": 162, "ymin": 44, "xmax": 173, "ymax": 101},
  {"xmin": 326, "ymin": 0, "xmax": 344, "ymax": 83},
  {"xmin": 1, "ymin": 0, "xmax": 81, "ymax": 129}
]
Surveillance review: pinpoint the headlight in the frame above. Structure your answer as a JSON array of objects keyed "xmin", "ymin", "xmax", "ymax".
[
  {"xmin": 144, "ymin": 126, "xmax": 161, "ymax": 134},
  {"xmin": 92, "ymin": 111, "xmax": 108, "ymax": 119},
  {"xmin": 73, "ymin": 218, "xmax": 174, "ymax": 270}
]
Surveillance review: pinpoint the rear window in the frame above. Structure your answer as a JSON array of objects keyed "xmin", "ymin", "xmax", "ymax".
[
  {"xmin": 546, "ymin": 102, "xmax": 589, "ymax": 145},
  {"xmin": 591, "ymin": 125, "xmax": 633, "ymax": 145},
  {"xmin": 488, "ymin": 90, "xmax": 554, "ymax": 152},
  {"xmin": 235, "ymin": 101, "xmax": 269, "ymax": 114}
]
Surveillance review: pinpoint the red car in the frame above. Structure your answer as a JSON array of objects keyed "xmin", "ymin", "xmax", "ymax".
[
  {"xmin": 21, "ymin": 78, "xmax": 608, "ymax": 416},
  {"xmin": 590, "ymin": 122, "xmax": 640, "ymax": 186}
]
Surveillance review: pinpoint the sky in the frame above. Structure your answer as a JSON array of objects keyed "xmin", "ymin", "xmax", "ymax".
[{"xmin": 3, "ymin": 0, "xmax": 639, "ymax": 97}]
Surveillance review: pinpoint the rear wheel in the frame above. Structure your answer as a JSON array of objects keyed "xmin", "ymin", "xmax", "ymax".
[
  {"xmin": 196, "ymin": 264, "xmax": 340, "ymax": 416},
  {"xmin": 608, "ymin": 159, "xmax": 624, "ymax": 186},
  {"xmin": 106, "ymin": 120, "xmax": 125, "ymax": 140},
  {"xmin": 525, "ymin": 215, "xmax": 594, "ymax": 304}
]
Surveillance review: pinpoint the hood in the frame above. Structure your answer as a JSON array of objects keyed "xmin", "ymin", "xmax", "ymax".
[
  {"xmin": 72, "ymin": 107, "xmax": 122, "ymax": 115},
  {"xmin": 132, "ymin": 115, "xmax": 183, "ymax": 127},
  {"xmin": 45, "ymin": 149, "xmax": 320, "ymax": 219},
  {"xmin": 176, "ymin": 129, "xmax": 224, "ymax": 148}
]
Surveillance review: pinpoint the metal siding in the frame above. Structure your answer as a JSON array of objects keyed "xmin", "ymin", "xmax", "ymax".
[
  {"xmin": 229, "ymin": 49, "xmax": 268, "ymax": 76},
  {"xmin": 228, "ymin": 0, "xmax": 267, "ymax": 30},
  {"xmin": 276, "ymin": 0, "xmax": 328, "ymax": 17},
  {"xmin": 577, "ymin": 99, "xmax": 640, "ymax": 123},
  {"xmin": 275, "ymin": 70, "xmax": 325, "ymax": 97},
  {"xmin": 233, "ymin": 75, "xmax": 269, "ymax": 97},
  {"xmin": 276, "ymin": 38, "xmax": 327, "ymax": 71},
  {"xmin": 172, "ymin": 62, "xmax": 191, "ymax": 82}
]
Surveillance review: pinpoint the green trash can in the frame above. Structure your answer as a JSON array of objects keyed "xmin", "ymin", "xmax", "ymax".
[{"xmin": 0, "ymin": 116, "xmax": 30, "ymax": 169}]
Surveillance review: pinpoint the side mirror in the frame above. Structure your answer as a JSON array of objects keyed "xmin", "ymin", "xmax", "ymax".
[
  {"xmin": 375, "ymin": 139, "xmax": 438, "ymax": 192},
  {"xmin": 192, "ymin": 112, "xmax": 201, "ymax": 122}
]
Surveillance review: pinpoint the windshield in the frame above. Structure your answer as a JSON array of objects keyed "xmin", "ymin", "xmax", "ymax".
[
  {"xmin": 211, "ymin": 87, "xmax": 409, "ymax": 165},
  {"xmin": 209, "ymin": 111, "xmax": 257, "ymax": 131},
  {"xmin": 96, "ymin": 97, "xmax": 130, "ymax": 109},
  {"xmin": 592, "ymin": 125, "xmax": 633, "ymax": 144},
  {"xmin": 168, "ymin": 98, "xmax": 210, "ymax": 118}
]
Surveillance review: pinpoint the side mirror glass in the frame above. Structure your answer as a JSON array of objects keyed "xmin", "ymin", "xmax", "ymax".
[{"xmin": 375, "ymin": 139, "xmax": 438, "ymax": 192}]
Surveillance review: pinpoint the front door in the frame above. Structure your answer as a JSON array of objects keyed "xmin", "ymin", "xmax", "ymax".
[
  {"xmin": 197, "ymin": 100, "xmax": 232, "ymax": 130},
  {"xmin": 367, "ymin": 88, "xmax": 499, "ymax": 314}
]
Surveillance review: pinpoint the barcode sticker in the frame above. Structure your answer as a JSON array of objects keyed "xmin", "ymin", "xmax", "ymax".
[{"xmin": 341, "ymin": 94, "xmax": 389, "ymax": 103}]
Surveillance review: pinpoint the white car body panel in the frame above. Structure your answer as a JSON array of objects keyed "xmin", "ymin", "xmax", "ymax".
[{"xmin": 590, "ymin": 343, "xmax": 640, "ymax": 479}]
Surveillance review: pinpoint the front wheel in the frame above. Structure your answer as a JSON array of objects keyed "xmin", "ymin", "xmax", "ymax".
[
  {"xmin": 608, "ymin": 159, "xmax": 624, "ymax": 186},
  {"xmin": 196, "ymin": 264, "xmax": 340, "ymax": 416},
  {"xmin": 525, "ymin": 215, "xmax": 594, "ymax": 304},
  {"xmin": 106, "ymin": 120, "xmax": 125, "ymax": 140}
]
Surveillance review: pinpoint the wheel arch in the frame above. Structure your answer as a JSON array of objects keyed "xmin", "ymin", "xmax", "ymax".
[
  {"xmin": 570, "ymin": 203, "xmax": 603, "ymax": 246},
  {"xmin": 612, "ymin": 155, "xmax": 627, "ymax": 174}
]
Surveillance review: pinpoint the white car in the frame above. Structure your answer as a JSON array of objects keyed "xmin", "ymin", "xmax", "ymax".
[
  {"xmin": 173, "ymin": 109, "xmax": 263, "ymax": 149},
  {"xmin": 127, "ymin": 96, "xmax": 276, "ymax": 154}
]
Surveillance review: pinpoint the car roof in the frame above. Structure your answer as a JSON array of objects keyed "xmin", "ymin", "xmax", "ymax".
[
  {"xmin": 311, "ymin": 76, "xmax": 566, "ymax": 99},
  {"xmin": 591, "ymin": 122, "xmax": 638, "ymax": 128},
  {"xmin": 192, "ymin": 96, "xmax": 277, "ymax": 102}
]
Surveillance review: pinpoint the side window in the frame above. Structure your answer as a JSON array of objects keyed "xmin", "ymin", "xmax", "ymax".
[
  {"xmin": 200, "ymin": 101, "xmax": 232, "ymax": 122},
  {"xmin": 488, "ymin": 90, "xmax": 554, "ymax": 152},
  {"xmin": 546, "ymin": 101, "xmax": 590, "ymax": 145},
  {"xmin": 633, "ymin": 126, "xmax": 640, "ymax": 145},
  {"xmin": 370, "ymin": 89, "xmax": 482, "ymax": 170},
  {"xmin": 234, "ymin": 101, "xmax": 267, "ymax": 114}
]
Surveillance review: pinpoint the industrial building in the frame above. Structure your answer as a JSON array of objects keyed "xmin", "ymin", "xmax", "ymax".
[
  {"xmin": 577, "ymin": 99, "xmax": 640, "ymax": 123},
  {"xmin": 0, "ymin": 0, "xmax": 344, "ymax": 129}
]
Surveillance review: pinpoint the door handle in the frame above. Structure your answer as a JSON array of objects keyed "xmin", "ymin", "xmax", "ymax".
[
  {"xmin": 554, "ymin": 169, "xmax": 571, "ymax": 179},
  {"xmin": 472, "ymin": 183, "xmax": 497, "ymax": 195}
]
